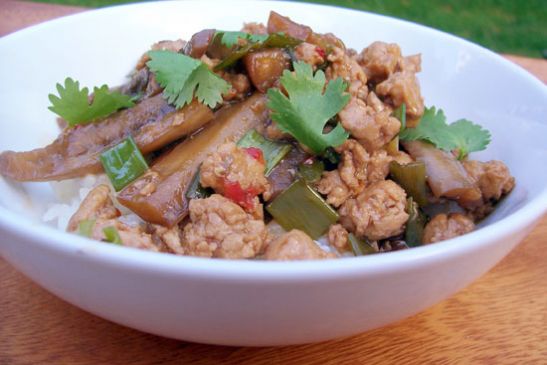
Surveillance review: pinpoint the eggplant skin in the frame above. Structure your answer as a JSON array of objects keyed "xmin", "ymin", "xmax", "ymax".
[
  {"xmin": 117, "ymin": 93, "xmax": 270, "ymax": 227},
  {"xmin": 0, "ymin": 95, "xmax": 213, "ymax": 182},
  {"xmin": 402, "ymin": 140, "xmax": 482, "ymax": 205}
]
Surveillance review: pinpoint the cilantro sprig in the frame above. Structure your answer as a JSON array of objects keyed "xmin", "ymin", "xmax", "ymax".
[
  {"xmin": 267, "ymin": 61, "xmax": 350, "ymax": 155},
  {"xmin": 48, "ymin": 77, "xmax": 135, "ymax": 127},
  {"xmin": 399, "ymin": 106, "xmax": 491, "ymax": 160},
  {"xmin": 214, "ymin": 31, "xmax": 268, "ymax": 48},
  {"xmin": 146, "ymin": 50, "xmax": 230, "ymax": 109}
]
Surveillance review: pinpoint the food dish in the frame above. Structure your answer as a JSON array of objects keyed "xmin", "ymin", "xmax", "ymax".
[
  {"xmin": 0, "ymin": 10, "xmax": 514, "ymax": 260},
  {"xmin": 0, "ymin": 0, "xmax": 543, "ymax": 344}
]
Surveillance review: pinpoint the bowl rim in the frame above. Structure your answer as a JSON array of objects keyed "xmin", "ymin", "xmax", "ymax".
[{"xmin": 0, "ymin": 0, "xmax": 546, "ymax": 281}]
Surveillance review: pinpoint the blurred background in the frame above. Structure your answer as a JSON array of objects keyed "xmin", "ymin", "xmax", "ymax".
[{"xmin": 28, "ymin": 0, "xmax": 547, "ymax": 58}]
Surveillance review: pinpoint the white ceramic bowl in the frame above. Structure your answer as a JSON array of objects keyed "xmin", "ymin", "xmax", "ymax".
[{"xmin": 0, "ymin": 0, "xmax": 546, "ymax": 346}]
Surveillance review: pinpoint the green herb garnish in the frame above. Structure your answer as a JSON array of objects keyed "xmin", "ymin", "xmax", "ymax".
[
  {"xmin": 399, "ymin": 106, "xmax": 491, "ymax": 160},
  {"xmin": 77, "ymin": 219, "xmax": 96, "ymax": 238},
  {"xmin": 267, "ymin": 61, "xmax": 350, "ymax": 155},
  {"xmin": 48, "ymin": 77, "xmax": 134, "ymax": 127},
  {"xmin": 100, "ymin": 136, "xmax": 149, "ymax": 192},
  {"xmin": 103, "ymin": 226, "xmax": 122, "ymax": 245},
  {"xmin": 213, "ymin": 31, "xmax": 268, "ymax": 48},
  {"xmin": 147, "ymin": 50, "xmax": 230, "ymax": 109}
]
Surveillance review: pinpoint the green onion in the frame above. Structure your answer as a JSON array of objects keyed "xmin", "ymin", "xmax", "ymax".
[
  {"xmin": 102, "ymin": 226, "xmax": 122, "ymax": 245},
  {"xmin": 393, "ymin": 102, "xmax": 406, "ymax": 131},
  {"xmin": 389, "ymin": 160, "xmax": 428, "ymax": 207},
  {"xmin": 298, "ymin": 160, "xmax": 325, "ymax": 183},
  {"xmin": 348, "ymin": 233, "xmax": 377, "ymax": 256},
  {"xmin": 266, "ymin": 179, "xmax": 338, "ymax": 239},
  {"xmin": 237, "ymin": 129, "xmax": 292, "ymax": 176},
  {"xmin": 77, "ymin": 219, "xmax": 95, "ymax": 238},
  {"xmin": 405, "ymin": 197, "xmax": 426, "ymax": 247},
  {"xmin": 185, "ymin": 169, "xmax": 212, "ymax": 200},
  {"xmin": 100, "ymin": 136, "xmax": 149, "ymax": 192}
]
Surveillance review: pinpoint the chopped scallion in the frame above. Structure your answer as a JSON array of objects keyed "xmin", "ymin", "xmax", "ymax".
[
  {"xmin": 348, "ymin": 233, "xmax": 377, "ymax": 256},
  {"xmin": 103, "ymin": 226, "xmax": 122, "ymax": 245},
  {"xmin": 389, "ymin": 160, "xmax": 428, "ymax": 207},
  {"xmin": 77, "ymin": 219, "xmax": 95, "ymax": 238},
  {"xmin": 237, "ymin": 129, "xmax": 292, "ymax": 176},
  {"xmin": 100, "ymin": 136, "xmax": 149, "ymax": 192},
  {"xmin": 266, "ymin": 179, "xmax": 338, "ymax": 239},
  {"xmin": 405, "ymin": 197, "xmax": 426, "ymax": 247}
]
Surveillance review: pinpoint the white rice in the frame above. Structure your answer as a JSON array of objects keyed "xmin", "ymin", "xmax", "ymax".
[{"xmin": 43, "ymin": 174, "xmax": 104, "ymax": 230}]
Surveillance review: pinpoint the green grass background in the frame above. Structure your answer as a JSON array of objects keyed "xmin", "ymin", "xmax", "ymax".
[{"xmin": 32, "ymin": 0, "xmax": 546, "ymax": 58}]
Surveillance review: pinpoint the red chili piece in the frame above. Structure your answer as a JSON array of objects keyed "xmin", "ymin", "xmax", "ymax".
[
  {"xmin": 243, "ymin": 147, "xmax": 265, "ymax": 165},
  {"xmin": 223, "ymin": 179, "xmax": 260, "ymax": 211},
  {"xmin": 315, "ymin": 46, "xmax": 326, "ymax": 59}
]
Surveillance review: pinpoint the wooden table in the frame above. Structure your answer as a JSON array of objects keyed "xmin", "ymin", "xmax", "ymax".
[{"xmin": 1, "ymin": 1, "xmax": 546, "ymax": 364}]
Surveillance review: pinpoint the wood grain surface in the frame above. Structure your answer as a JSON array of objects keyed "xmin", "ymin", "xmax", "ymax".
[{"xmin": 1, "ymin": 2, "xmax": 546, "ymax": 364}]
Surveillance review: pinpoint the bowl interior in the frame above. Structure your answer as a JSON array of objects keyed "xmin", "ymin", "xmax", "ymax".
[{"xmin": 0, "ymin": 0, "xmax": 545, "ymax": 242}]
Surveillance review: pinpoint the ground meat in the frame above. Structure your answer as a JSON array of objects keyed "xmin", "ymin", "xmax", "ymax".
[
  {"xmin": 462, "ymin": 160, "xmax": 515, "ymax": 201},
  {"xmin": 328, "ymin": 224, "xmax": 350, "ymax": 252},
  {"xmin": 67, "ymin": 185, "xmax": 161, "ymax": 252},
  {"xmin": 294, "ymin": 42, "xmax": 325, "ymax": 68},
  {"xmin": 263, "ymin": 120, "xmax": 292, "ymax": 141},
  {"xmin": 367, "ymin": 150, "xmax": 393, "ymax": 183},
  {"xmin": 181, "ymin": 194, "xmax": 267, "ymax": 259},
  {"xmin": 91, "ymin": 219, "xmax": 161, "ymax": 252},
  {"xmin": 366, "ymin": 91, "xmax": 388, "ymax": 113},
  {"xmin": 264, "ymin": 229, "xmax": 334, "ymax": 260},
  {"xmin": 67, "ymin": 184, "xmax": 119, "ymax": 231},
  {"xmin": 317, "ymin": 170, "xmax": 352, "ymax": 207},
  {"xmin": 338, "ymin": 97, "xmax": 401, "ymax": 152},
  {"xmin": 136, "ymin": 39, "xmax": 186, "ymax": 70},
  {"xmin": 376, "ymin": 71, "xmax": 425, "ymax": 118},
  {"xmin": 398, "ymin": 54, "xmax": 422, "ymax": 73},
  {"xmin": 200, "ymin": 142, "xmax": 270, "ymax": 212},
  {"xmin": 337, "ymin": 139, "xmax": 369, "ymax": 191},
  {"xmin": 339, "ymin": 180, "xmax": 408, "ymax": 240},
  {"xmin": 391, "ymin": 151, "xmax": 414, "ymax": 165},
  {"xmin": 149, "ymin": 224, "xmax": 185, "ymax": 255},
  {"xmin": 317, "ymin": 140, "xmax": 392, "ymax": 207},
  {"xmin": 326, "ymin": 47, "xmax": 368, "ymax": 100},
  {"xmin": 221, "ymin": 73, "xmax": 251, "ymax": 101},
  {"xmin": 423, "ymin": 213, "xmax": 475, "ymax": 244},
  {"xmin": 241, "ymin": 22, "xmax": 268, "ymax": 35},
  {"xmin": 358, "ymin": 41, "xmax": 401, "ymax": 82}
]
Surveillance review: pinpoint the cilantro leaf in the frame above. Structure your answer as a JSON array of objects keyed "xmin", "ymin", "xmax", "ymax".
[
  {"xmin": 147, "ymin": 50, "xmax": 230, "ymax": 109},
  {"xmin": 214, "ymin": 31, "xmax": 268, "ymax": 48},
  {"xmin": 267, "ymin": 61, "xmax": 350, "ymax": 154},
  {"xmin": 48, "ymin": 77, "xmax": 134, "ymax": 127},
  {"xmin": 448, "ymin": 119, "xmax": 491, "ymax": 159},
  {"xmin": 399, "ymin": 107, "xmax": 456, "ymax": 151},
  {"xmin": 400, "ymin": 106, "xmax": 491, "ymax": 159}
]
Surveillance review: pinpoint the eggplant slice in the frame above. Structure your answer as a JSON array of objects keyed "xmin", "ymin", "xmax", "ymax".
[
  {"xmin": 0, "ymin": 95, "xmax": 213, "ymax": 181},
  {"xmin": 117, "ymin": 93, "xmax": 270, "ymax": 227}
]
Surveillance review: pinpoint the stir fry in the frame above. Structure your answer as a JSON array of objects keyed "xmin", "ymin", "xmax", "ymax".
[{"xmin": 0, "ymin": 12, "xmax": 515, "ymax": 260}]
